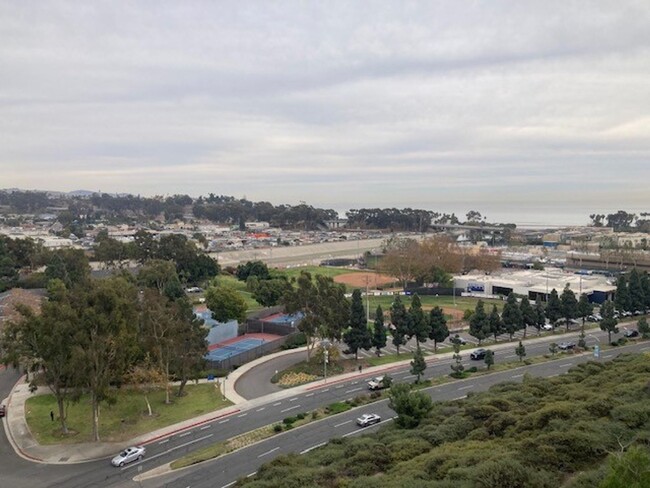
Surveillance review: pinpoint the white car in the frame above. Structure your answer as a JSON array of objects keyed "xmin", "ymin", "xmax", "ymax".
[
  {"xmin": 541, "ymin": 323, "xmax": 553, "ymax": 331},
  {"xmin": 356, "ymin": 413, "xmax": 381, "ymax": 427},
  {"xmin": 367, "ymin": 376, "xmax": 388, "ymax": 391},
  {"xmin": 111, "ymin": 446, "xmax": 146, "ymax": 467}
]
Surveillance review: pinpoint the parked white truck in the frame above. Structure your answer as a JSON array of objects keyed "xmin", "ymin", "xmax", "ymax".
[{"xmin": 367, "ymin": 375, "xmax": 391, "ymax": 391}]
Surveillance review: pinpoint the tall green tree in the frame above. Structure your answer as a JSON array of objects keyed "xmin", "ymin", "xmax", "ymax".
[
  {"xmin": 577, "ymin": 293, "xmax": 593, "ymax": 344},
  {"xmin": 450, "ymin": 336, "xmax": 464, "ymax": 377},
  {"xmin": 534, "ymin": 296, "xmax": 546, "ymax": 335},
  {"xmin": 372, "ymin": 306, "xmax": 387, "ymax": 357},
  {"xmin": 515, "ymin": 341, "xmax": 526, "ymax": 362},
  {"xmin": 410, "ymin": 345, "xmax": 427, "ymax": 383},
  {"xmin": 390, "ymin": 296, "xmax": 409, "ymax": 355},
  {"xmin": 615, "ymin": 275, "xmax": 631, "ymax": 313},
  {"xmin": 600, "ymin": 445, "xmax": 650, "ymax": 488},
  {"xmin": 519, "ymin": 297, "xmax": 536, "ymax": 339},
  {"xmin": 137, "ymin": 259, "xmax": 184, "ymax": 300},
  {"xmin": 469, "ymin": 300, "xmax": 490, "ymax": 344},
  {"xmin": 502, "ymin": 293, "xmax": 523, "ymax": 341},
  {"xmin": 484, "ymin": 349, "xmax": 495, "ymax": 370},
  {"xmin": 408, "ymin": 294, "xmax": 430, "ymax": 345},
  {"xmin": 600, "ymin": 300, "xmax": 619, "ymax": 344},
  {"xmin": 488, "ymin": 304, "xmax": 504, "ymax": 342},
  {"xmin": 0, "ymin": 279, "xmax": 78, "ymax": 434},
  {"xmin": 638, "ymin": 317, "xmax": 650, "ymax": 338},
  {"xmin": 640, "ymin": 271, "xmax": 650, "ymax": 309},
  {"xmin": 628, "ymin": 269, "xmax": 645, "ymax": 312},
  {"xmin": 205, "ymin": 285, "xmax": 248, "ymax": 323},
  {"xmin": 388, "ymin": 383, "xmax": 433, "ymax": 429},
  {"xmin": 71, "ymin": 277, "xmax": 140, "ymax": 441},
  {"xmin": 546, "ymin": 288, "xmax": 562, "ymax": 329},
  {"xmin": 283, "ymin": 272, "xmax": 350, "ymax": 360},
  {"xmin": 251, "ymin": 278, "xmax": 291, "ymax": 307},
  {"xmin": 343, "ymin": 289, "xmax": 372, "ymax": 360},
  {"xmin": 428, "ymin": 306, "xmax": 449, "ymax": 352},
  {"xmin": 560, "ymin": 284, "xmax": 578, "ymax": 332},
  {"xmin": 45, "ymin": 249, "xmax": 90, "ymax": 288}
]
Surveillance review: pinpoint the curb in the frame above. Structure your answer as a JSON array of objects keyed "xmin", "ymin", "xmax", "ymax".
[{"xmin": 3, "ymin": 374, "xmax": 46, "ymax": 463}]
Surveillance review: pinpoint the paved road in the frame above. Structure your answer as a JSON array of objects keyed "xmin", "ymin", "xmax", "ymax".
[
  {"xmin": 2, "ymin": 329, "xmax": 646, "ymax": 488},
  {"xmin": 142, "ymin": 340, "xmax": 650, "ymax": 488},
  {"xmin": 235, "ymin": 350, "xmax": 307, "ymax": 399}
]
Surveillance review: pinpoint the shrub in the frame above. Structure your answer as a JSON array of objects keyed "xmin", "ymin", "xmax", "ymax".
[
  {"xmin": 273, "ymin": 424, "xmax": 283, "ymax": 433},
  {"xmin": 283, "ymin": 417, "xmax": 295, "ymax": 425},
  {"xmin": 296, "ymin": 412, "xmax": 305, "ymax": 420}
]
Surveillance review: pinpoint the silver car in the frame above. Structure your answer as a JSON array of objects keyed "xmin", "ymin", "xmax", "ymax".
[
  {"xmin": 111, "ymin": 446, "xmax": 145, "ymax": 467},
  {"xmin": 356, "ymin": 413, "xmax": 381, "ymax": 427}
]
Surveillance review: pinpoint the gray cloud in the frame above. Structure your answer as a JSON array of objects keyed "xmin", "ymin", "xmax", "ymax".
[{"xmin": 1, "ymin": 1, "xmax": 649, "ymax": 224}]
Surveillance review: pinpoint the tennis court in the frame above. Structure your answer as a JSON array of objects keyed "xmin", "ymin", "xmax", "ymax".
[{"xmin": 206, "ymin": 337, "xmax": 266, "ymax": 361}]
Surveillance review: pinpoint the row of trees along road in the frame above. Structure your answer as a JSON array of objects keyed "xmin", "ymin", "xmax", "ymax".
[
  {"xmin": 283, "ymin": 270, "xmax": 451, "ymax": 363},
  {"xmin": 467, "ymin": 268, "xmax": 650, "ymax": 346},
  {"xmin": 0, "ymin": 260, "xmax": 208, "ymax": 442}
]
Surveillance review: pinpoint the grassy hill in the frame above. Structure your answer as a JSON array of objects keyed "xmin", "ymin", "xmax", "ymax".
[{"xmin": 237, "ymin": 353, "xmax": 650, "ymax": 488}]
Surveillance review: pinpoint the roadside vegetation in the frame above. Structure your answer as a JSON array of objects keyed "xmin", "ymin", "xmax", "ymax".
[{"xmin": 236, "ymin": 353, "xmax": 650, "ymax": 488}]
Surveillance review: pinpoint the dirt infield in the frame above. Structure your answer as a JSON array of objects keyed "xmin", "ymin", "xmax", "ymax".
[
  {"xmin": 333, "ymin": 271, "xmax": 396, "ymax": 288},
  {"xmin": 440, "ymin": 306, "xmax": 465, "ymax": 320}
]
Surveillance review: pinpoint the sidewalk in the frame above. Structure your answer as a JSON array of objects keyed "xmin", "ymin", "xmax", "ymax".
[{"xmin": 1, "ymin": 330, "xmax": 591, "ymax": 464}]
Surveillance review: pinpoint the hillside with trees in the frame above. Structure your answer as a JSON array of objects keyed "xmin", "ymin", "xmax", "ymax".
[{"xmin": 238, "ymin": 353, "xmax": 650, "ymax": 488}]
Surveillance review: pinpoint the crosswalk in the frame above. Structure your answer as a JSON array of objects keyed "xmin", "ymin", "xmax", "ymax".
[{"xmin": 337, "ymin": 324, "xmax": 577, "ymax": 359}]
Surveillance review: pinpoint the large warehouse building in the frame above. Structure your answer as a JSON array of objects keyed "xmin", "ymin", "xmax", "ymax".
[{"xmin": 454, "ymin": 268, "xmax": 616, "ymax": 304}]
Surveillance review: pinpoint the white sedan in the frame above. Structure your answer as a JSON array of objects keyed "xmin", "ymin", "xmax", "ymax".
[
  {"xmin": 111, "ymin": 446, "xmax": 146, "ymax": 467},
  {"xmin": 356, "ymin": 413, "xmax": 381, "ymax": 427}
]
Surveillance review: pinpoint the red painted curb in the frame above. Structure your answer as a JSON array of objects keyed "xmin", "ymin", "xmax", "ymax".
[{"xmin": 141, "ymin": 408, "xmax": 241, "ymax": 446}]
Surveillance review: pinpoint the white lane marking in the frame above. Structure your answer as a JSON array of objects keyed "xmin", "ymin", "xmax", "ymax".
[
  {"xmin": 301, "ymin": 442, "xmax": 327, "ymax": 454},
  {"xmin": 280, "ymin": 405, "xmax": 300, "ymax": 413},
  {"xmin": 344, "ymin": 387, "xmax": 363, "ymax": 394},
  {"xmin": 179, "ymin": 431, "xmax": 192, "ymax": 438},
  {"xmin": 273, "ymin": 402, "xmax": 282, "ymax": 406},
  {"xmin": 335, "ymin": 385, "xmax": 345, "ymax": 389},
  {"xmin": 505, "ymin": 354, "xmax": 517, "ymax": 359},
  {"xmin": 289, "ymin": 397, "xmax": 298, "ymax": 402},
  {"xmin": 321, "ymin": 388, "xmax": 330, "ymax": 392},
  {"xmin": 452, "ymin": 395, "xmax": 467, "ymax": 401},
  {"xmin": 351, "ymin": 381, "xmax": 358, "ymax": 385},
  {"xmin": 256, "ymin": 407, "xmax": 266, "ymax": 412},
  {"xmin": 603, "ymin": 354, "xmax": 613, "ymax": 359},
  {"xmin": 121, "ymin": 434, "xmax": 213, "ymax": 470},
  {"xmin": 247, "ymin": 472, "xmax": 257, "ymax": 478},
  {"xmin": 559, "ymin": 363, "xmax": 571, "ymax": 368},
  {"xmin": 219, "ymin": 419, "xmax": 230, "ymax": 424},
  {"xmin": 158, "ymin": 439, "xmax": 169, "ymax": 445},
  {"xmin": 238, "ymin": 413, "xmax": 248, "ymax": 418},
  {"xmin": 511, "ymin": 374, "xmax": 524, "ymax": 378},
  {"xmin": 458, "ymin": 384, "xmax": 474, "ymax": 390},
  {"xmin": 403, "ymin": 375, "xmax": 416, "ymax": 380},
  {"xmin": 220, "ymin": 481, "xmax": 237, "ymax": 488},
  {"xmin": 334, "ymin": 420, "xmax": 352, "ymax": 428},
  {"xmin": 200, "ymin": 425, "xmax": 211, "ymax": 430},
  {"xmin": 258, "ymin": 447, "xmax": 280, "ymax": 458},
  {"xmin": 342, "ymin": 418, "xmax": 393, "ymax": 437}
]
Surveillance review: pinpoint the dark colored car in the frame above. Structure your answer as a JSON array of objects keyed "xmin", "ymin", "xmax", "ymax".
[
  {"xmin": 470, "ymin": 348, "xmax": 490, "ymax": 360},
  {"xmin": 624, "ymin": 329, "xmax": 639, "ymax": 338},
  {"xmin": 451, "ymin": 335, "xmax": 467, "ymax": 346},
  {"xmin": 0, "ymin": 405, "xmax": 6, "ymax": 418}
]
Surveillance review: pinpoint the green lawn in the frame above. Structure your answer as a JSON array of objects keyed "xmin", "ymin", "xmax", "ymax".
[
  {"xmin": 209, "ymin": 274, "xmax": 264, "ymax": 313},
  {"xmin": 25, "ymin": 384, "xmax": 232, "ymax": 444},
  {"xmin": 365, "ymin": 295, "xmax": 504, "ymax": 314}
]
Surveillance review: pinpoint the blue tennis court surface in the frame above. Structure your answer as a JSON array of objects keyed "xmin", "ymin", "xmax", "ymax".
[{"xmin": 206, "ymin": 338, "xmax": 266, "ymax": 361}]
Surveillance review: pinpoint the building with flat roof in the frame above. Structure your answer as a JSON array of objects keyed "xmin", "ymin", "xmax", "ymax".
[{"xmin": 454, "ymin": 268, "xmax": 615, "ymax": 304}]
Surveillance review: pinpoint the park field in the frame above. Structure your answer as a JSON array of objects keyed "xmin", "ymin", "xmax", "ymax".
[{"xmin": 25, "ymin": 383, "xmax": 231, "ymax": 444}]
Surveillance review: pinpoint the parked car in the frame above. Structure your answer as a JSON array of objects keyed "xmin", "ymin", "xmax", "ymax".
[
  {"xmin": 367, "ymin": 375, "xmax": 390, "ymax": 391},
  {"xmin": 470, "ymin": 348, "xmax": 490, "ymax": 360},
  {"xmin": 541, "ymin": 323, "xmax": 553, "ymax": 331},
  {"xmin": 0, "ymin": 405, "xmax": 6, "ymax": 418},
  {"xmin": 451, "ymin": 335, "xmax": 467, "ymax": 346},
  {"xmin": 558, "ymin": 341, "xmax": 576, "ymax": 351},
  {"xmin": 111, "ymin": 446, "xmax": 146, "ymax": 467},
  {"xmin": 587, "ymin": 314, "xmax": 602, "ymax": 322},
  {"xmin": 356, "ymin": 413, "xmax": 381, "ymax": 427},
  {"xmin": 624, "ymin": 329, "xmax": 639, "ymax": 338}
]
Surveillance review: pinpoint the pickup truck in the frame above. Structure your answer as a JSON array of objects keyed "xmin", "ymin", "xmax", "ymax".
[{"xmin": 367, "ymin": 375, "xmax": 390, "ymax": 391}]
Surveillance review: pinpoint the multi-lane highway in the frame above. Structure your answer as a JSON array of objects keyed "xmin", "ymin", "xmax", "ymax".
[{"xmin": 1, "ymin": 330, "xmax": 648, "ymax": 488}]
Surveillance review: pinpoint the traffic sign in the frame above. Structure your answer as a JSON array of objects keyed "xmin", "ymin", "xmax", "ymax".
[{"xmin": 593, "ymin": 345, "xmax": 600, "ymax": 358}]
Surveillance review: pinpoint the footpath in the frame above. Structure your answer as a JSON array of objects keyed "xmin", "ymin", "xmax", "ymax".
[{"xmin": 1, "ymin": 330, "xmax": 594, "ymax": 465}]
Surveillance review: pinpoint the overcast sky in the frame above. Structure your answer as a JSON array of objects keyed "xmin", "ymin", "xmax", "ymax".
[{"xmin": 1, "ymin": 1, "xmax": 649, "ymax": 224}]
